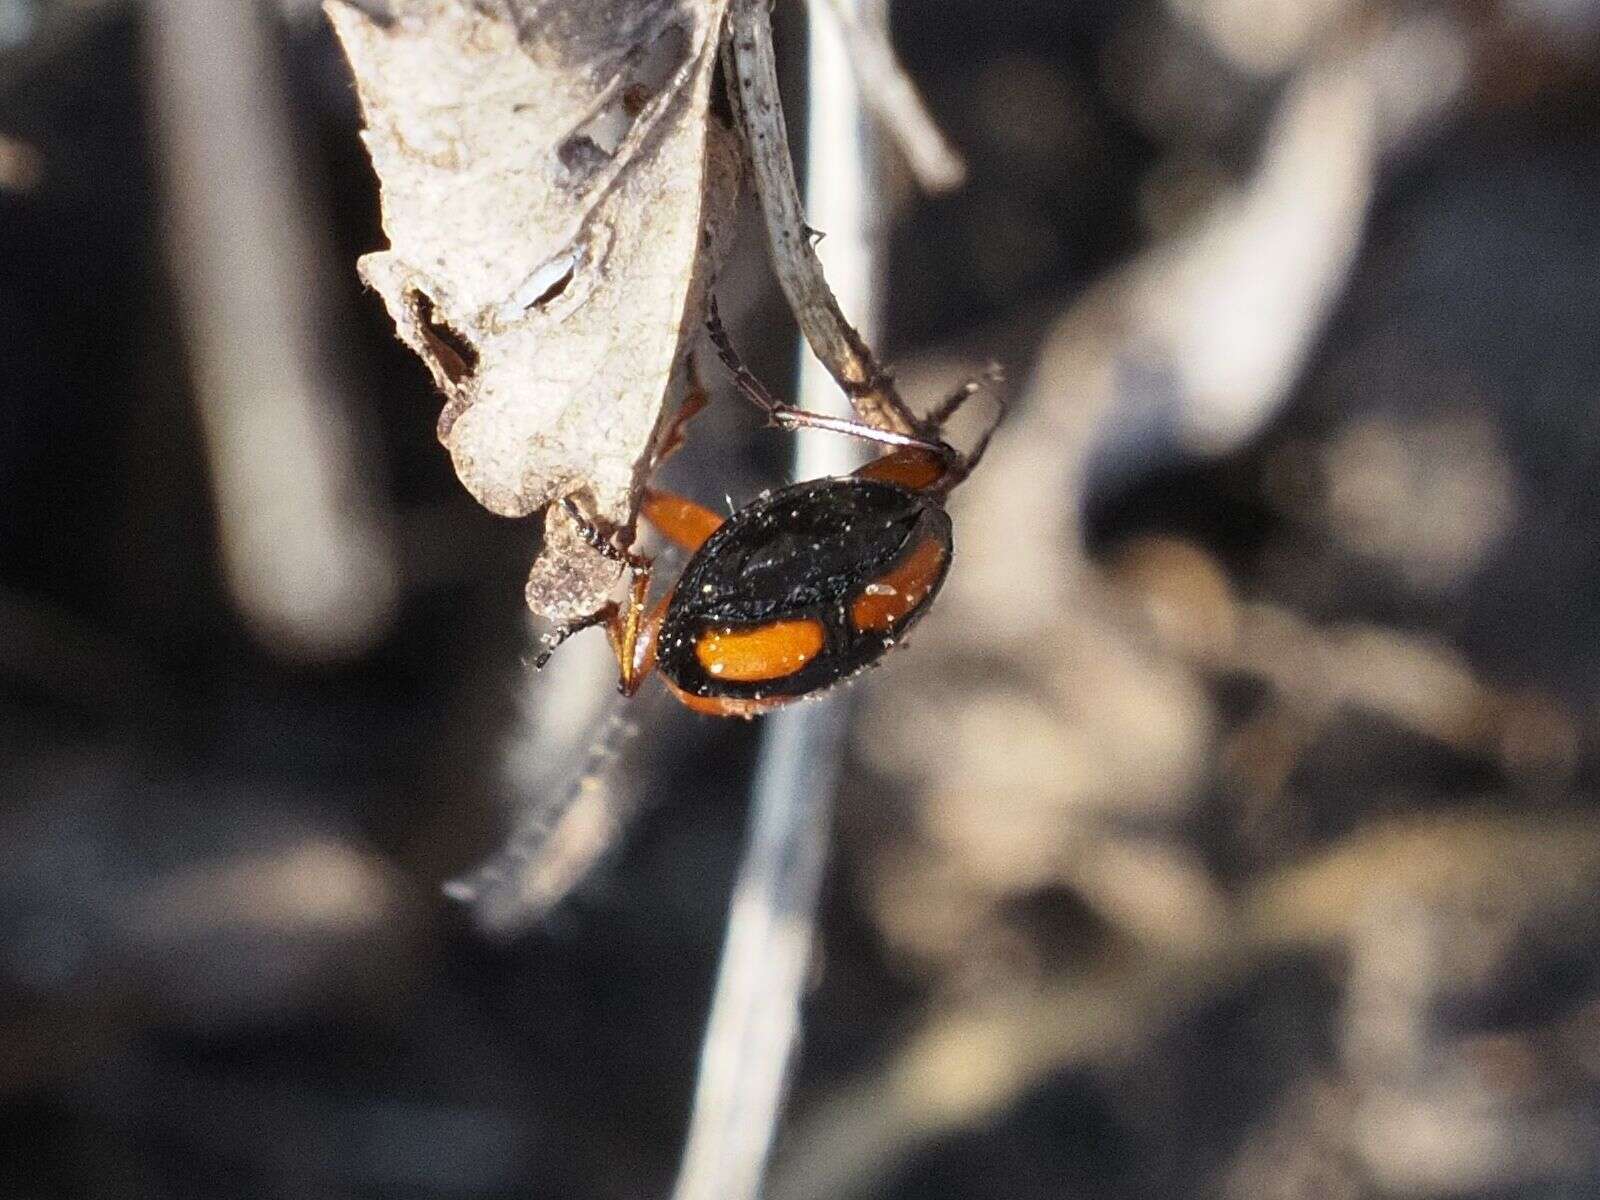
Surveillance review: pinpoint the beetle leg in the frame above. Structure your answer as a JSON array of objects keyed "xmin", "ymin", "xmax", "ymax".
[
  {"xmin": 959, "ymin": 376, "xmax": 1009, "ymax": 475},
  {"xmin": 640, "ymin": 488, "xmax": 724, "ymax": 553},
  {"xmin": 706, "ymin": 298, "xmax": 960, "ymax": 465},
  {"xmin": 588, "ymin": 488, "xmax": 721, "ymax": 689},
  {"xmin": 551, "ymin": 496, "xmax": 663, "ymax": 694},
  {"xmin": 703, "ymin": 298, "xmax": 786, "ymax": 422},
  {"xmin": 533, "ymin": 607, "xmax": 609, "ymax": 670},
  {"xmin": 536, "ymin": 557, "xmax": 666, "ymax": 695},
  {"xmin": 607, "ymin": 564, "xmax": 661, "ymax": 695},
  {"xmin": 924, "ymin": 379, "xmax": 982, "ymax": 430},
  {"xmin": 904, "ymin": 368, "xmax": 1008, "ymax": 490},
  {"xmin": 561, "ymin": 495, "xmax": 649, "ymax": 572},
  {"xmin": 916, "ymin": 364, "xmax": 1008, "ymax": 481}
]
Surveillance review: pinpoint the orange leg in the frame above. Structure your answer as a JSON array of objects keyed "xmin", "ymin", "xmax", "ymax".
[
  {"xmin": 607, "ymin": 488, "xmax": 723, "ymax": 692},
  {"xmin": 548, "ymin": 496, "xmax": 660, "ymax": 694},
  {"xmin": 551, "ymin": 489, "xmax": 725, "ymax": 695},
  {"xmin": 535, "ymin": 563, "xmax": 668, "ymax": 696},
  {"xmin": 603, "ymin": 486, "xmax": 725, "ymax": 693},
  {"xmin": 606, "ymin": 570, "xmax": 669, "ymax": 696},
  {"xmin": 641, "ymin": 487, "xmax": 724, "ymax": 553}
]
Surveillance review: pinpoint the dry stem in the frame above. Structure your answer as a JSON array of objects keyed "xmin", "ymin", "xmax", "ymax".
[{"xmin": 721, "ymin": 0, "xmax": 920, "ymax": 436}]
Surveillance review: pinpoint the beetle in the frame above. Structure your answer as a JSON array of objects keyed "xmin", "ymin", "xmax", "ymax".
[{"xmin": 548, "ymin": 303, "xmax": 1003, "ymax": 717}]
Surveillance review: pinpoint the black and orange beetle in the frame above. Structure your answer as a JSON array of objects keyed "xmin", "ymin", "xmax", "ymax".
[{"xmin": 552, "ymin": 303, "xmax": 1003, "ymax": 718}]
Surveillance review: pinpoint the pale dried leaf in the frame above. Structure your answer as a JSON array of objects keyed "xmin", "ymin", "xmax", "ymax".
[{"xmin": 326, "ymin": 0, "xmax": 735, "ymax": 624}]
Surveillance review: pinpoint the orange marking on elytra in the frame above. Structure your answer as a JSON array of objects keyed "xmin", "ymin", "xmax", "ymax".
[
  {"xmin": 666, "ymin": 681, "xmax": 793, "ymax": 718},
  {"xmin": 850, "ymin": 537, "xmax": 946, "ymax": 632},
  {"xmin": 695, "ymin": 619, "xmax": 826, "ymax": 682}
]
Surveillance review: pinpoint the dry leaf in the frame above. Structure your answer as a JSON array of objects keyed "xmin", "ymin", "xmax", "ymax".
[{"xmin": 326, "ymin": 0, "xmax": 736, "ymax": 627}]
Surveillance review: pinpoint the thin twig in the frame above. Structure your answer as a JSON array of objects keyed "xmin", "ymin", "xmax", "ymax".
[
  {"xmin": 670, "ymin": 2, "xmax": 889, "ymax": 1198},
  {"xmin": 672, "ymin": 698, "xmax": 852, "ymax": 1200},
  {"xmin": 815, "ymin": 0, "xmax": 965, "ymax": 193},
  {"xmin": 721, "ymin": 0, "xmax": 920, "ymax": 437}
]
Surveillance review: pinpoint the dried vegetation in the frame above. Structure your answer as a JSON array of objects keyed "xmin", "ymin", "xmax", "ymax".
[{"xmin": 2, "ymin": 1, "xmax": 1600, "ymax": 1198}]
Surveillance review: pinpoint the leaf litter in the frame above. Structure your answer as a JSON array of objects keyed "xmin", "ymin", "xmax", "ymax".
[{"xmin": 326, "ymin": 0, "xmax": 737, "ymax": 630}]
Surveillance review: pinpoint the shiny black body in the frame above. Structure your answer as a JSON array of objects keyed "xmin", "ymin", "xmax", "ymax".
[{"xmin": 656, "ymin": 477, "xmax": 953, "ymax": 701}]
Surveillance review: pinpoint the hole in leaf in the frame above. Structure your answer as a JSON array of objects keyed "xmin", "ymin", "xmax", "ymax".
[
  {"xmin": 557, "ymin": 134, "xmax": 610, "ymax": 180},
  {"xmin": 553, "ymin": 22, "xmax": 691, "ymax": 185},
  {"xmin": 407, "ymin": 290, "xmax": 478, "ymax": 385},
  {"xmin": 509, "ymin": 251, "xmax": 580, "ymax": 315},
  {"xmin": 495, "ymin": 247, "xmax": 587, "ymax": 323},
  {"xmin": 530, "ymin": 263, "xmax": 574, "ymax": 308}
]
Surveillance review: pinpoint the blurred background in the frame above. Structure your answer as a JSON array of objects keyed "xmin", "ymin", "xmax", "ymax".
[{"xmin": 4, "ymin": 0, "xmax": 1600, "ymax": 1197}]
